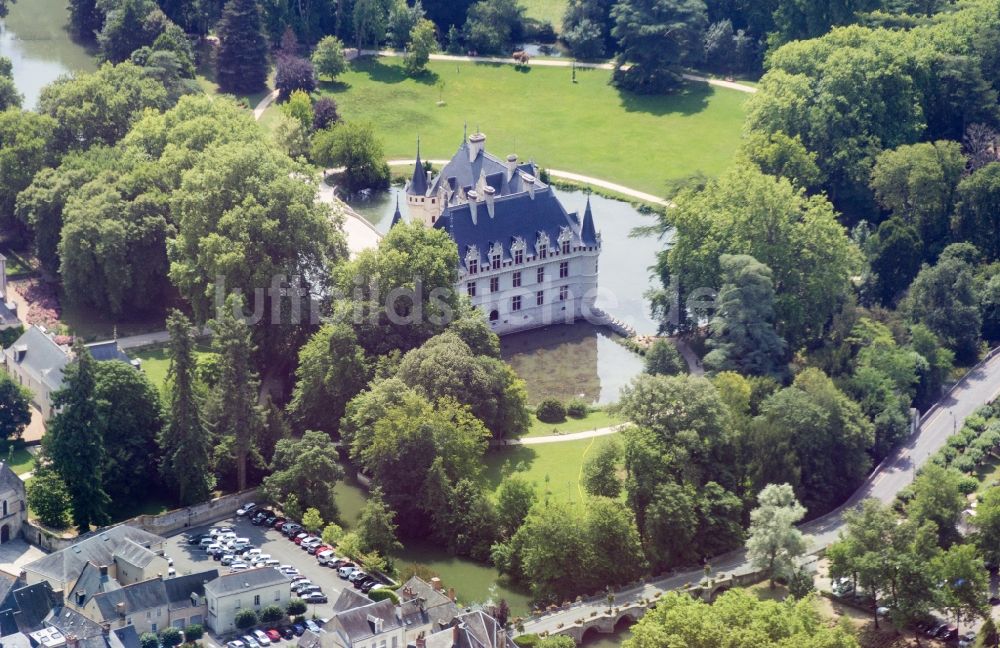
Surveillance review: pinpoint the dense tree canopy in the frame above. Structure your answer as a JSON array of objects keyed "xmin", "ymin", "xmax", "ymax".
[{"xmin": 611, "ymin": 0, "xmax": 708, "ymax": 93}]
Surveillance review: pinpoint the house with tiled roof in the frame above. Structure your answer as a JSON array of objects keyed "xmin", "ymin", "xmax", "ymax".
[
  {"xmin": 204, "ymin": 568, "xmax": 290, "ymax": 634},
  {"xmin": 404, "ymin": 132, "xmax": 601, "ymax": 335}
]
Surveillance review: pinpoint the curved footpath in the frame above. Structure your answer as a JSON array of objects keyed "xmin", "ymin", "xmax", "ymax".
[{"xmin": 521, "ymin": 348, "xmax": 1000, "ymax": 637}]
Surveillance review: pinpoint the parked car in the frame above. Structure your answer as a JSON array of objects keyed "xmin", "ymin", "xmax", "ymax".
[
  {"xmin": 230, "ymin": 562, "xmax": 249, "ymax": 572},
  {"xmin": 242, "ymin": 636, "xmax": 260, "ymax": 648},
  {"xmin": 354, "ymin": 576, "xmax": 375, "ymax": 590},
  {"xmin": 265, "ymin": 629, "xmax": 281, "ymax": 643},
  {"xmin": 348, "ymin": 570, "xmax": 368, "ymax": 583},
  {"xmin": 299, "ymin": 586, "xmax": 323, "ymax": 598},
  {"xmin": 227, "ymin": 642, "xmax": 245, "ymax": 648},
  {"xmin": 220, "ymin": 554, "xmax": 236, "ymax": 566},
  {"xmin": 198, "ymin": 537, "xmax": 214, "ymax": 548},
  {"xmin": 304, "ymin": 620, "xmax": 321, "ymax": 633},
  {"xmin": 205, "ymin": 543, "xmax": 221, "ymax": 554},
  {"xmin": 307, "ymin": 543, "xmax": 328, "ymax": 555},
  {"xmin": 264, "ymin": 514, "xmax": 279, "ymax": 525},
  {"xmin": 338, "ymin": 566, "xmax": 357, "ymax": 579},
  {"xmin": 302, "ymin": 592, "xmax": 328, "ymax": 604},
  {"xmin": 237, "ymin": 503, "xmax": 257, "ymax": 517},
  {"xmin": 937, "ymin": 625, "xmax": 958, "ymax": 641},
  {"xmin": 925, "ymin": 622, "xmax": 945, "ymax": 637},
  {"xmin": 361, "ymin": 581, "xmax": 383, "ymax": 594},
  {"xmin": 959, "ymin": 632, "xmax": 977, "ymax": 648},
  {"xmin": 280, "ymin": 567, "xmax": 300, "ymax": 577},
  {"xmin": 291, "ymin": 624, "xmax": 306, "ymax": 637},
  {"xmin": 188, "ymin": 534, "xmax": 207, "ymax": 545},
  {"xmin": 271, "ymin": 517, "xmax": 287, "ymax": 529},
  {"xmin": 252, "ymin": 630, "xmax": 270, "ymax": 645},
  {"xmin": 279, "ymin": 627, "xmax": 295, "ymax": 640},
  {"xmin": 291, "ymin": 580, "xmax": 314, "ymax": 593},
  {"xmin": 301, "ymin": 538, "xmax": 322, "ymax": 551},
  {"xmin": 331, "ymin": 559, "xmax": 352, "ymax": 569},
  {"xmin": 283, "ymin": 524, "xmax": 302, "ymax": 537},
  {"xmin": 293, "ymin": 533, "xmax": 309, "ymax": 545},
  {"xmin": 211, "ymin": 549, "xmax": 226, "ymax": 561},
  {"xmin": 317, "ymin": 550, "xmax": 335, "ymax": 565}
]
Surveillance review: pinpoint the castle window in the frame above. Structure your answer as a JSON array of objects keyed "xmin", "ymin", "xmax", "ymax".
[
  {"xmin": 562, "ymin": 240, "xmax": 570, "ymax": 254},
  {"xmin": 490, "ymin": 277, "xmax": 499, "ymax": 293},
  {"xmin": 539, "ymin": 247, "xmax": 547, "ymax": 259},
  {"xmin": 512, "ymin": 295, "xmax": 522, "ymax": 312},
  {"xmin": 536, "ymin": 291, "xmax": 544, "ymax": 306},
  {"xmin": 537, "ymin": 267, "xmax": 544, "ymax": 283},
  {"xmin": 513, "ymin": 272, "xmax": 521, "ymax": 288},
  {"xmin": 559, "ymin": 262, "xmax": 569, "ymax": 279},
  {"xmin": 559, "ymin": 285, "xmax": 569, "ymax": 301},
  {"xmin": 468, "ymin": 259, "xmax": 478, "ymax": 274},
  {"xmin": 514, "ymin": 249, "xmax": 523, "ymax": 264},
  {"xmin": 467, "ymin": 282, "xmax": 477, "ymax": 297},
  {"xmin": 492, "ymin": 253, "xmax": 501, "ymax": 270}
]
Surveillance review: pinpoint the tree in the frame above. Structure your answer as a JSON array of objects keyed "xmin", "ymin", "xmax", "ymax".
[
  {"xmin": 865, "ymin": 217, "xmax": 923, "ymax": 306},
  {"xmin": 183, "ymin": 625, "xmax": 204, "ymax": 642},
  {"xmin": 158, "ymin": 310, "xmax": 214, "ymax": 505},
  {"xmin": 0, "ymin": 109, "xmax": 55, "ymax": 236},
  {"xmin": 311, "ymin": 35, "xmax": 348, "ymax": 81},
  {"xmin": 643, "ymin": 339, "xmax": 685, "ymax": 376},
  {"xmin": 746, "ymin": 483, "xmax": 807, "ymax": 588},
  {"xmin": 234, "ymin": 608, "xmax": 257, "ymax": 630},
  {"xmin": 274, "ymin": 55, "xmax": 316, "ymax": 101},
  {"xmin": 98, "ymin": 0, "xmax": 160, "ymax": 63},
  {"xmin": 462, "ymin": 0, "xmax": 524, "ymax": 55},
  {"xmin": 39, "ymin": 61, "xmax": 170, "ymax": 154},
  {"xmin": 312, "ymin": 97, "xmax": 339, "ymax": 130},
  {"xmin": 357, "ymin": 487, "xmax": 402, "ymax": 555},
  {"xmin": 69, "ymin": 0, "xmax": 105, "ymax": 40},
  {"xmin": 260, "ymin": 605, "xmax": 284, "ymax": 623},
  {"xmin": 387, "ymin": 0, "xmax": 425, "ymax": 49},
  {"xmin": 94, "ymin": 361, "xmax": 164, "ymax": 504},
  {"xmin": 935, "ymin": 544, "xmax": 989, "ymax": 633},
  {"xmin": 905, "ymin": 243, "xmax": 983, "ymax": 362},
  {"xmin": 44, "ymin": 343, "xmax": 110, "ymax": 531},
  {"xmin": 0, "ymin": 372, "xmax": 31, "ymax": 441},
  {"xmin": 870, "ymin": 140, "xmax": 965, "ymax": 261},
  {"xmin": 953, "ymin": 162, "xmax": 1000, "ymax": 262},
  {"xmin": 288, "ymin": 322, "xmax": 370, "ymax": 436},
  {"xmin": 25, "ymin": 467, "xmax": 72, "ymax": 529},
  {"xmin": 321, "ymin": 523, "xmax": 344, "ymax": 546},
  {"xmin": 140, "ymin": 633, "xmax": 159, "ymax": 648},
  {"xmin": 262, "ymin": 431, "xmax": 343, "ymax": 520},
  {"xmin": 404, "ymin": 18, "xmax": 437, "ymax": 76},
  {"xmin": 301, "ymin": 508, "xmax": 324, "ymax": 533},
  {"xmin": 907, "ymin": 463, "xmax": 965, "ymax": 546},
  {"xmin": 495, "ymin": 475, "xmax": 536, "ymax": 539},
  {"xmin": 311, "ymin": 121, "xmax": 390, "ymax": 194},
  {"xmin": 270, "ymin": 114, "xmax": 311, "ymax": 161},
  {"xmin": 587, "ymin": 497, "xmax": 647, "ymax": 586},
  {"xmin": 611, "ymin": 0, "xmax": 708, "ymax": 94},
  {"xmin": 209, "ymin": 294, "xmax": 262, "ymax": 492},
  {"xmin": 581, "ymin": 438, "xmax": 622, "ymax": 498},
  {"xmin": 695, "ymin": 482, "xmax": 745, "ymax": 557},
  {"xmin": 704, "ymin": 254, "xmax": 787, "ymax": 378},
  {"xmin": 215, "ymin": 0, "xmax": 269, "ymax": 94},
  {"xmin": 736, "ymin": 131, "xmax": 822, "ymax": 191},
  {"xmin": 649, "ymin": 165, "xmax": 859, "ymax": 346},
  {"xmin": 353, "ymin": 0, "xmax": 392, "ymax": 50},
  {"xmin": 562, "ymin": 0, "xmax": 614, "ymax": 60},
  {"xmin": 159, "ymin": 627, "xmax": 182, "ymax": 648},
  {"xmin": 643, "ymin": 480, "xmax": 697, "ymax": 569},
  {"xmin": 281, "ymin": 90, "xmax": 313, "ymax": 130},
  {"xmin": 286, "ymin": 599, "xmax": 307, "ymax": 616}
]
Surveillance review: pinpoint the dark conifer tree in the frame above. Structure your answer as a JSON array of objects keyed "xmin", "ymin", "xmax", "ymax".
[{"xmin": 216, "ymin": 0, "xmax": 269, "ymax": 94}]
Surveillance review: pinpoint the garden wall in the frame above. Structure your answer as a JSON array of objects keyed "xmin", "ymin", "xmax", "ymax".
[{"xmin": 122, "ymin": 489, "xmax": 258, "ymax": 537}]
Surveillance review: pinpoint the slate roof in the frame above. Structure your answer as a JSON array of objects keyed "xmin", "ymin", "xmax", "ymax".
[
  {"xmin": 0, "ymin": 463, "xmax": 23, "ymax": 496},
  {"xmin": 327, "ymin": 600, "xmax": 401, "ymax": 645},
  {"xmin": 5, "ymin": 327, "xmax": 68, "ymax": 392},
  {"xmin": 164, "ymin": 569, "xmax": 217, "ymax": 610},
  {"xmin": 23, "ymin": 526, "xmax": 165, "ymax": 590},
  {"xmin": 112, "ymin": 539, "xmax": 159, "ymax": 568},
  {"xmin": 7, "ymin": 582, "xmax": 60, "ymax": 633},
  {"xmin": 391, "ymin": 198, "xmax": 403, "ymax": 229},
  {"xmin": 111, "ymin": 625, "xmax": 140, "ymax": 648},
  {"xmin": 414, "ymin": 138, "xmax": 537, "ymax": 200},
  {"xmin": 45, "ymin": 606, "xmax": 105, "ymax": 640},
  {"xmin": 0, "ymin": 632, "xmax": 31, "ymax": 648},
  {"xmin": 203, "ymin": 567, "xmax": 289, "ymax": 597},
  {"xmin": 424, "ymin": 612, "xmax": 515, "ymax": 648},
  {"xmin": 330, "ymin": 588, "xmax": 371, "ymax": 613},
  {"xmin": 408, "ymin": 141, "xmax": 428, "ymax": 197},
  {"xmin": 91, "ymin": 578, "xmax": 169, "ymax": 622},
  {"xmin": 67, "ymin": 563, "xmax": 119, "ymax": 609},
  {"xmin": 82, "ymin": 340, "xmax": 130, "ymax": 363},
  {"xmin": 396, "ymin": 577, "xmax": 458, "ymax": 631}
]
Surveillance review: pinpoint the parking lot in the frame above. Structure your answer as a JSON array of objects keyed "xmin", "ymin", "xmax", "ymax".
[{"xmin": 163, "ymin": 513, "xmax": 354, "ymax": 636}]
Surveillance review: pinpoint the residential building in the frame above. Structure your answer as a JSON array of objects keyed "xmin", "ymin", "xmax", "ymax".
[
  {"xmin": 23, "ymin": 525, "xmax": 166, "ymax": 593},
  {"xmin": 2, "ymin": 326, "xmax": 134, "ymax": 420},
  {"xmin": 82, "ymin": 569, "xmax": 216, "ymax": 635},
  {"xmin": 0, "ymin": 579, "xmax": 60, "ymax": 637},
  {"xmin": 0, "ymin": 461, "xmax": 25, "ymax": 544},
  {"xmin": 421, "ymin": 611, "xmax": 516, "ymax": 648},
  {"xmin": 317, "ymin": 599, "xmax": 405, "ymax": 648},
  {"xmin": 204, "ymin": 568, "xmax": 290, "ymax": 634},
  {"xmin": 403, "ymin": 132, "xmax": 601, "ymax": 335},
  {"xmin": 396, "ymin": 578, "xmax": 459, "ymax": 644}
]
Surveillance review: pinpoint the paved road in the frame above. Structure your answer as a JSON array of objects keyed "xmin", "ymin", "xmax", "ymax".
[
  {"xmin": 522, "ymin": 349, "xmax": 1000, "ymax": 636},
  {"xmin": 492, "ymin": 424, "xmax": 630, "ymax": 446}
]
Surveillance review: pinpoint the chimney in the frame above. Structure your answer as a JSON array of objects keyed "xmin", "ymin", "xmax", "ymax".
[
  {"xmin": 506, "ymin": 154, "xmax": 518, "ymax": 181},
  {"xmin": 452, "ymin": 625, "xmax": 460, "ymax": 645},
  {"xmin": 66, "ymin": 635, "xmax": 78, "ymax": 648},
  {"xmin": 467, "ymin": 132, "xmax": 486, "ymax": 162},
  {"xmin": 430, "ymin": 578, "xmax": 442, "ymax": 591},
  {"xmin": 484, "ymin": 186, "xmax": 495, "ymax": 218},
  {"xmin": 416, "ymin": 637, "xmax": 426, "ymax": 648},
  {"xmin": 99, "ymin": 565, "xmax": 108, "ymax": 578},
  {"xmin": 523, "ymin": 173, "xmax": 536, "ymax": 200},
  {"xmin": 467, "ymin": 190, "xmax": 479, "ymax": 225},
  {"xmin": 447, "ymin": 587, "xmax": 455, "ymax": 602},
  {"xmin": 76, "ymin": 591, "xmax": 86, "ymax": 606},
  {"xmin": 116, "ymin": 602, "xmax": 125, "ymax": 618}
]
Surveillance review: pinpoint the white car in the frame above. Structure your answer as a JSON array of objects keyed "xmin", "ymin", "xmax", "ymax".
[
  {"xmin": 237, "ymin": 503, "xmax": 257, "ymax": 516},
  {"xmin": 230, "ymin": 563, "xmax": 249, "ymax": 573},
  {"xmin": 252, "ymin": 630, "xmax": 270, "ymax": 646},
  {"xmin": 204, "ymin": 543, "xmax": 221, "ymax": 553}
]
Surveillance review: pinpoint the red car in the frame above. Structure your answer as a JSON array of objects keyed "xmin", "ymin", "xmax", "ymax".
[
  {"xmin": 265, "ymin": 629, "xmax": 281, "ymax": 643},
  {"xmin": 271, "ymin": 517, "xmax": 286, "ymax": 529},
  {"xmin": 294, "ymin": 533, "xmax": 309, "ymax": 545},
  {"xmin": 309, "ymin": 544, "xmax": 330, "ymax": 556}
]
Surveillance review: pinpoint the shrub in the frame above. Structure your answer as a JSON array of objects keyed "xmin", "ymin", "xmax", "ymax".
[
  {"xmin": 260, "ymin": 605, "xmax": 284, "ymax": 623},
  {"xmin": 183, "ymin": 625, "xmax": 203, "ymax": 642},
  {"xmin": 644, "ymin": 338, "xmax": 686, "ymax": 376},
  {"xmin": 235, "ymin": 609, "xmax": 258, "ymax": 630},
  {"xmin": 957, "ymin": 474, "xmax": 979, "ymax": 495},
  {"xmin": 566, "ymin": 399, "xmax": 589, "ymax": 418},
  {"xmin": 140, "ymin": 634, "xmax": 158, "ymax": 648},
  {"xmin": 312, "ymin": 97, "xmax": 339, "ymax": 131},
  {"xmin": 953, "ymin": 454, "xmax": 976, "ymax": 474},
  {"xmin": 160, "ymin": 627, "xmax": 182, "ymax": 648},
  {"xmin": 514, "ymin": 635, "xmax": 540, "ymax": 648},
  {"xmin": 941, "ymin": 445, "xmax": 958, "ymax": 462},
  {"xmin": 27, "ymin": 468, "xmax": 72, "ymax": 528},
  {"xmin": 536, "ymin": 399, "xmax": 566, "ymax": 423},
  {"xmin": 275, "ymin": 55, "xmax": 316, "ymax": 100},
  {"xmin": 286, "ymin": 599, "xmax": 307, "ymax": 616},
  {"xmin": 369, "ymin": 588, "xmax": 400, "ymax": 604},
  {"xmin": 966, "ymin": 415, "xmax": 988, "ymax": 433}
]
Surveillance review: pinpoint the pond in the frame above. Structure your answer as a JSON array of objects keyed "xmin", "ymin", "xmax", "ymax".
[
  {"xmin": 347, "ymin": 186, "xmax": 664, "ymax": 405},
  {"xmin": 0, "ymin": 0, "xmax": 96, "ymax": 109}
]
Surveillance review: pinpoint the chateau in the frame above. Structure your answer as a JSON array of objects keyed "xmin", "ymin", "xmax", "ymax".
[{"xmin": 402, "ymin": 132, "xmax": 601, "ymax": 335}]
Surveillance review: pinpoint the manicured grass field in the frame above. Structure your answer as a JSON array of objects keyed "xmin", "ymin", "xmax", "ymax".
[
  {"xmin": 521, "ymin": 0, "xmax": 568, "ymax": 27},
  {"xmin": 523, "ymin": 408, "xmax": 624, "ymax": 438},
  {"xmin": 484, "ymin": 433, "xmax": 622, "ymax": 505},
  {"xmin": 6, "ymin": 445, "xmax": 35, "ymax": 475},
  {"xmin": 131, "ymin": 344, "xmax": 216, "ymax": 392},
  {"xmin": 293, "ymin": 57, "xmax": 748, "ymax": 195}
]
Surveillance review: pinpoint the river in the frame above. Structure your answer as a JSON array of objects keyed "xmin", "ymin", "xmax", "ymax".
[
  {"xmin": 348, "ymin": 186, "xmax": 664, "ymax": 405},
  {"xmin": 0, "ymin": 0, "xmax": 96, "ymax": 109}
]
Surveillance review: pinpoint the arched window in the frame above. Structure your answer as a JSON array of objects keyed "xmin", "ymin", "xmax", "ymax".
[{"xmin": 489, "ymin": 310, "xmax": 499, "ymax": 322}]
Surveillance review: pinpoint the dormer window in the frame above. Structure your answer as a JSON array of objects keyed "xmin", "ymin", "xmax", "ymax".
[
  {"xmin": 536, "ymin": 232, "xmax": 550, "ymax": 259},
  {"xmin": 562, "ymin": 240, "xmax": 570, "ymax": 254},
  {"xmin": 558, "ymin": 227, "xmax": 573, "ymax": 254},
  {"xmin": 490, "ymin": 243, "xmax": 503, "ymax": 270},
  {"xmin": 512, "ymin": 237, "xmax": 525, "ymax": 264},
  {"xmin": 466, "ymin": 246, "xmax": 480, "ymax": 274}
]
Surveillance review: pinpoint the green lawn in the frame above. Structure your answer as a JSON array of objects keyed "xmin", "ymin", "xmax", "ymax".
[
  {"xmin": 484, "ymin": 433, "xmax": 622, "ymax": 505},
  {"xmin": 131, "ymin": 343, "xmax": 216, "ymax": 392},
  {"xmin": 523, "ymin": 408, "xmax": 624, "ymax": 438},
  {"xmin": 5, "ymin": 445, "xmax": 35, "ymax": 475},
  {"xmin": 521, "ymin": 0, "xmax": 568, "ymax": 27},
  {"xmin": 286, "ymin": 57, "xmax": 748, "ymax": 195}
]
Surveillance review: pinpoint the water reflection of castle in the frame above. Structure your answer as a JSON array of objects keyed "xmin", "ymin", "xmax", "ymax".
[{"xmin": 500, "ymin": 322, "xmax": 643, "ymax": 405}]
